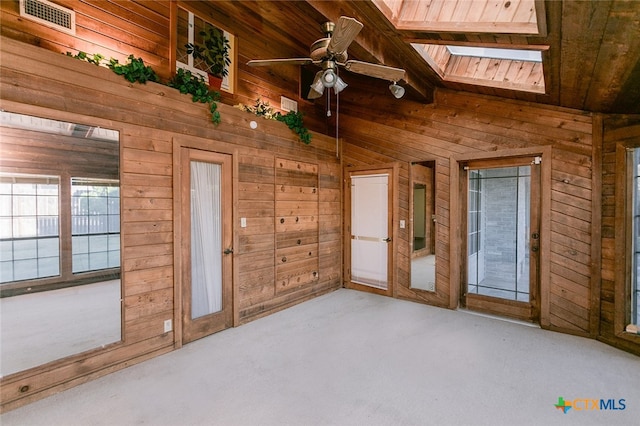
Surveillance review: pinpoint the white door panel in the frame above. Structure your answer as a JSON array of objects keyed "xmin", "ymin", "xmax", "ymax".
[{"xmin": 351, "ymin": 174, "xmax": 389, "ymax": 289}]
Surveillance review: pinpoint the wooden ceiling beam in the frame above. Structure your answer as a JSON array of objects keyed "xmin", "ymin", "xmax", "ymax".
[{"xmin": 304, "ymin": 0, "xmax": 436, "ymax": 103}]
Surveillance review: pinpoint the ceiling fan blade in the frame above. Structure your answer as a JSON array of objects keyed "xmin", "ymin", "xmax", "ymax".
[
  {"xmin": 247, "ymin": 58, "xmax": 314, "ymax": 67},
  {"xmin": 343, "ymin": 60, "xmax": 406, "ymax": 82},
  {"xmin": 327, "ymin": 16, "xmax": 363, "ymax": 56}
]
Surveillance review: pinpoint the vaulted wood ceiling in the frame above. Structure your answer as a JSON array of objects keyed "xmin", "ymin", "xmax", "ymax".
[{"xmin": 211, "ymin": 0, "xmax": 640, "ymax": 114}]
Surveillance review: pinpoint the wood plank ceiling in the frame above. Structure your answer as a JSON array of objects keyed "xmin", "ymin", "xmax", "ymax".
[{"xmin": 213, "ymin": 0, "xmax": 640, "ymax": 114}]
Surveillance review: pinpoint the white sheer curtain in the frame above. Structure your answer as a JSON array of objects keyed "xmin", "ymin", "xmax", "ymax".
[{"xmin": 190, "ymin": 161, "xmax": 222, "ymax": 318}]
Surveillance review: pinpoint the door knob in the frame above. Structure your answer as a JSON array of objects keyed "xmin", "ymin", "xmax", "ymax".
[{"xmin": 224, "ymin": 248, "xmax": 233, "ymax": 255}]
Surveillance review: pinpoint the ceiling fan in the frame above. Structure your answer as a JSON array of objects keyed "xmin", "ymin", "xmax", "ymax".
[{"xmin": 247, "ymin": 16, "xmax": 406, "ymax": 99}]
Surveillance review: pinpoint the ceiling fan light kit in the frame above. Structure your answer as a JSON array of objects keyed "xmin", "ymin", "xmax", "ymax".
[{"xmin": 247, "ymin": 16, "xmax": 406, "ymax": 99}]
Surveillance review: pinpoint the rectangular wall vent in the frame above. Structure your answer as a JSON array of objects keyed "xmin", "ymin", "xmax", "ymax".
[
  {"xmin": 281, "ymin": 96, "xmax": 298, "ymax": 113},
  {"xmin": 20, "ymin": 0, "xmax": 76, "ymax": 35}
]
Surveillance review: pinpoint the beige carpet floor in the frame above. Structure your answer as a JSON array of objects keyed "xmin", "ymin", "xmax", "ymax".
[{"xmin": 2, "ymin": 288, "xmax": 639, "ymax": 426}]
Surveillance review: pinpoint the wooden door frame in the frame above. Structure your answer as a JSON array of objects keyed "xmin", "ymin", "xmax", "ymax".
[
  {"xmin": 172, "ymin": 137, "xmax": 239, "ymax": 349},
  {"xmin": 450, "ymin": 147, "xmax": 551, "ymax": 325},
  {"xmin": 343, "ymin": 163, "xmax": 399, "ymax": 297}
]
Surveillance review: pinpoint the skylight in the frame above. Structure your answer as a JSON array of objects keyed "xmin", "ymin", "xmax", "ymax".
[
  {"xmin": 372, "ymin": 0, "xmax": 546, "ymax": 36},
  {"xmin": 412, "ymin": 43, "xmax": 546, "ymax": 94},
  {"xmin": 447, "ymin": 46, "xmax": 542, "ymax": 62}
]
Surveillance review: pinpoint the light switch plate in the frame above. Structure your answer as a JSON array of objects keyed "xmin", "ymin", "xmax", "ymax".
[
  {"xmin": 240, "ymin": 217, "xmax": 247, "ymax": 228},
  {"xmin": 400, "ymin": 220, "xmax": 406, "ymax": 229}
]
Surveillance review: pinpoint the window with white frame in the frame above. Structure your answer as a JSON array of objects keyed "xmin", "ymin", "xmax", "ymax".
[
  {"xmin": 0, "ymin": 173, "xmax": 60, "ymax": 283},
  {"xmin": 175, "ymin": 5, "xmax": 234, "ymax": 93}
]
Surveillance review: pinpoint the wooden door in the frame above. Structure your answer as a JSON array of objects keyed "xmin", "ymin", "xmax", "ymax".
[
  {"xmin": 346, "ymin": 169, "xmax": 394, "ymax": 296},
  {"xmin": 463, "ymin": 157, "xmax": 541, "ymax": 322},
  {"xmin": 180, "ymin": 148, "xmax": 233, "ymax": 343}
]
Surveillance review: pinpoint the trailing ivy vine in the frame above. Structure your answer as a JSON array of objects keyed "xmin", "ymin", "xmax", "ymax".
[
  {"xmin": 66, "ymin": 51, "xmax": 220, "ymax": 125},
  {"xmin": 168, "ymin": 68, "xmax": 221, "ymax": 125},
  {"xmin": 276, "ymin": 111, "xmax": 311, "ymax": 145},
  {"xmin": 235, "ymin": 98, "xmax": 312, "ymax": 144},
  {"xmin": 107, "ymin": 55, "xmax": 158, "ymax": 84}
]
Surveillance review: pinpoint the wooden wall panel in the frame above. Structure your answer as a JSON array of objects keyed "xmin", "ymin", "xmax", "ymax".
[
  {"xmin": 0, "ymin": 36, "xmax": 341, "ymax": 411},
  {"xmin": 599, "ymin": 115, "xmax": 640, "ymax": 355},
  {"xmin": 342, "ymin": 88, "xmax": 596, "ymax": 335}
]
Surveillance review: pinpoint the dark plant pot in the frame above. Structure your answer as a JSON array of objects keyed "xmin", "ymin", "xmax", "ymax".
[{"xmin": 208, "ymin": 74, "xmax": 223, "ymax": 89}]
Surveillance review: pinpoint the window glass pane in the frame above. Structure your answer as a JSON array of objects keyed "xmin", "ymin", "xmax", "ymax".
[
  {"xmin": 38, "ymin": 216, "xmax": 59, "ymax": 237},
  {"xmin": 13, "ymin": 239, "xmax": 37, "ymax": 260},
  {"xmin": 631, "ymin": 148, "xmax": 640, "ymax": 325},
  {"xmin": 37, "ymin": 195, "xmax": 58, "ymax": 215},
  {"xmin": 0, "ymin": 195, "xmax": 11, "ymax": 216},
  {"xmin": 0, "ymin": 240, "xmax": 13, "ymax": 261},
  {"xmin": 447, "ymin": 46, "xmax": 542, "ymax": 62},
  {"xmin": 176, "ymin": 7, "xmax": 190, "ymax": 64},
  {"xmin": 13, "ymin": 195, "xmax": 36, "ymax": 216},
  {"xmin": 72, "ymin": 253, "xmax": 89, "ymax": 273},
  {"xmin": 89, "ymin": 194, "xmax": 108, "ymax": 215},
  {"xmin": 13, "ymin": 217, "xmax": 37, "ymax": 238},
  {"xmin": 38, "ymin": 255, "xmax": 60, "ymax": 277},
  {"xmin": 72, "ymin": 235, "xmax": 89, "ymax": 255},
  {"xmin": 13, "ymin": 259, "xmax": 38, "ymax": 281},
  {"xmin": 71, "ymin": 178, "xmax": 120, "ymax": 273},
  {"xmin": 0, "ymin": 218, "xmax": 12, "ymax": 239},
  {"xmin": 0, "ymin": 261, "xmax": 14, "ymax": 282}
]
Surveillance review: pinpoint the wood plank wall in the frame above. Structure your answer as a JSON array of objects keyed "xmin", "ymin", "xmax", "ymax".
[
  {"xmin": 0, "ymin": 0, "xmax": 328, "ymax": 132},
  {"xmin": 600, "ymin": 115, "xmax": 640, "ymax": 355},
  {"xmin": 1, "ymin": 0, "xmax": 638, "ymax": 412},
  {"xmin": 0, "ymin": 36, "xmax": 341, "ymax": 411},
  {"xmin": 340, "ymin": 88, "xmax": 598, "ymax": 336}
]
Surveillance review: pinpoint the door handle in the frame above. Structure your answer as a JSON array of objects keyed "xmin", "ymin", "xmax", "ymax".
[
  {"xmin": 532, "ymin": 246, "xmax": 538, "ymax": 252},
  {"xmin": 224, "ymin": 248, "xmax": 233, "ymax": 255},
  {"xmin": 383, "ymin": 237, "xmax": 392, "ymax": 242}
]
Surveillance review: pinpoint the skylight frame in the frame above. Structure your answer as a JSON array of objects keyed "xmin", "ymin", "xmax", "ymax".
[{"xmin": 411, "ymin": 43, "xmax": 547, "ymax": 94}]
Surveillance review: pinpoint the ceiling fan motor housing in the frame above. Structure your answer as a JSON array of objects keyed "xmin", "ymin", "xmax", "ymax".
[{"xmin": 310, "ymin": 38, "xmax": 348, "ymax": 63}]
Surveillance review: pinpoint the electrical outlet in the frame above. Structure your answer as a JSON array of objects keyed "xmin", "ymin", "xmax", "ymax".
[
  {"xmin": 164, "ymin": 319, "xmax": 172, "ymax": 333},
  {"xmin": 240, "ymin": 217, "xmax": 247, "ymax": 228}
]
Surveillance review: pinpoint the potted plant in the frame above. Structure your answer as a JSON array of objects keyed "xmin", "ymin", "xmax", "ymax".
[{"xmin": 185, "ymin": 24, "xmax": 231, "ymax": 89}]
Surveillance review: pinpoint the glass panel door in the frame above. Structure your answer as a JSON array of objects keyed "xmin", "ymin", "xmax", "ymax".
[
  {"xmin": 190, "ymin": 161, "xmax": 222, "ymax": 318},
  {"xmin": 467, "ymin": 166, "xmax": 530, "ymax": 301},
  {"xmin": 464, "ymin": 160, "xmax": 540, "ymax": 322},
  {"xmin": 180, "ymin": 148, "xmax": 232, "ymax": 343}
]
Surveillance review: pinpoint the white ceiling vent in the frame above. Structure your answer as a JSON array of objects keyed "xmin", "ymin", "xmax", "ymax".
[{"xmin": 20, "ymin": 0, "xmax": 76, "ymax": 35}]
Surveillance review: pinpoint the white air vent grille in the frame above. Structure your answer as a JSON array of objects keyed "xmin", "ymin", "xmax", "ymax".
[
  {"xmin": 20, "ymin": 0, "xmax": 76, "ymax": 34},
  {"xmin": 281, "ymin": 96, "xmax": 298, "ymax": 112}
]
